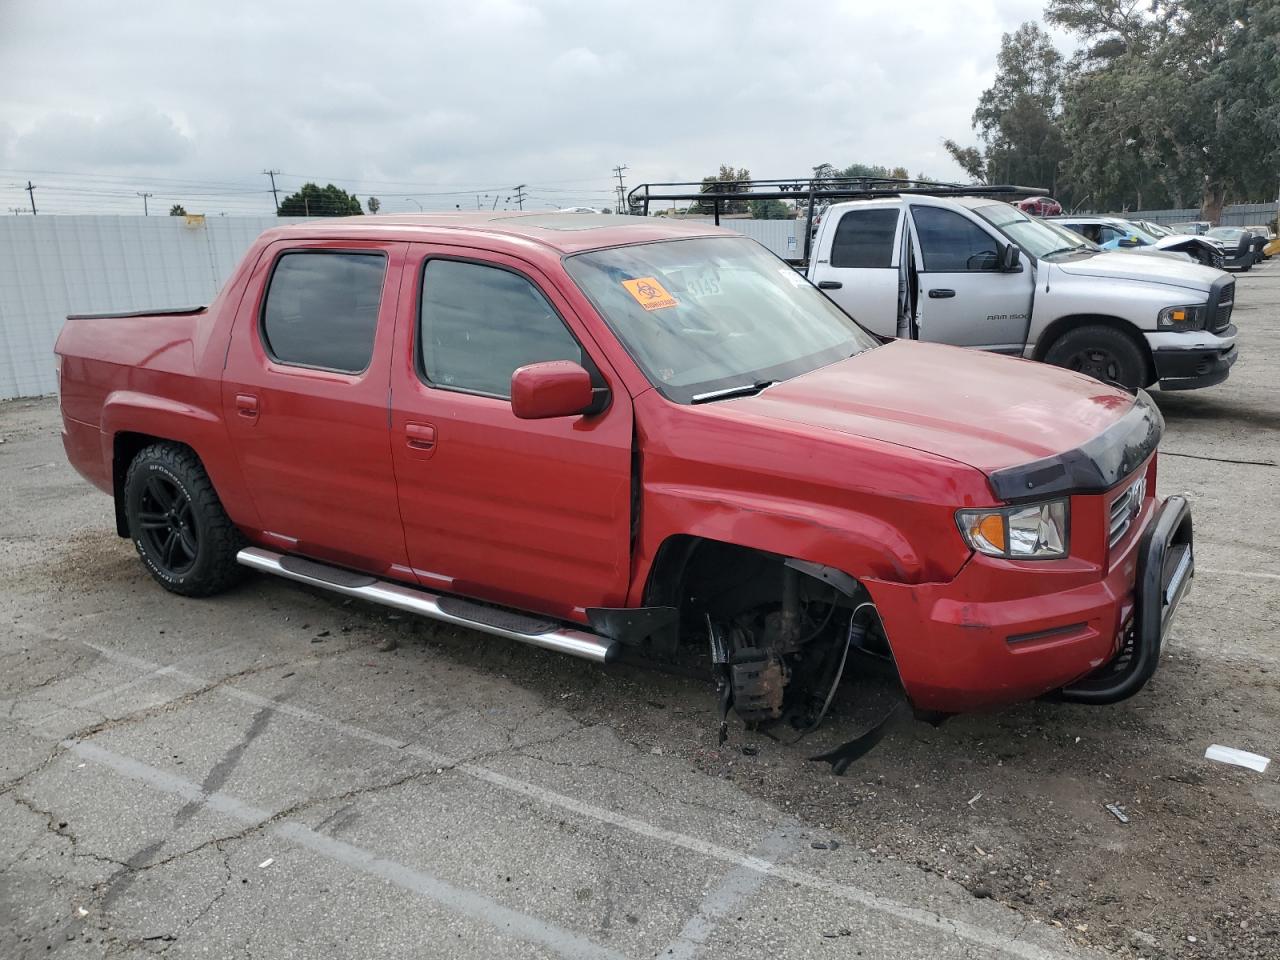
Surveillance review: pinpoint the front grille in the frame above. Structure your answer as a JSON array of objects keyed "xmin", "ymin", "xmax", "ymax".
[
  {"xmin": 1210, "ymin": 280, "xmax": 1234, "ymax": 333},
  {"xmin": 1109, "ymin": 474, "xmax": 1147, "ymax": 548}
]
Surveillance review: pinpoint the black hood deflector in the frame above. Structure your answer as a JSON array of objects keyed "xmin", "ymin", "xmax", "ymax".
[{"xmin": 989, "ymin": 390, "xmax": 1163, "ymax": 502}]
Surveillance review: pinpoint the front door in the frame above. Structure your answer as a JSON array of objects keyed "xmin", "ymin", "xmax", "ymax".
[
  {"xmin": 388, "ymin": 246, "xmax": 633, "ymax": 622},
  {"xmin": 909, "ymin": 204, "xmax": 1034, "ymax": 352},
  {"xmin": 222, "ymin": 239, "xmax": 412, "ymax": 577}
]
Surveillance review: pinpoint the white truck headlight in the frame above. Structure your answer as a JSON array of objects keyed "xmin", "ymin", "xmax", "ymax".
[
  {"xmin": 1157, "ymin": 304, "xmax": 1207, "ymax": 331},
  {"xmin": 956, "ymin": 500, "xmax": 1069, "ymax": 560}
]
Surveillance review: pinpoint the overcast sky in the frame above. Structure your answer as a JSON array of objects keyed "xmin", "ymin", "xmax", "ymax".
[{"xmin": 0, "ymin": 0, "xmax": 1061, "ymax": 216}]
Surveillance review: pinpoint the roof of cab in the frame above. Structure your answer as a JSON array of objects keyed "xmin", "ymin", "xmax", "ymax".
[{"xmin": 262, "ymin": 212, "xmax": 733, "ymax": 255}]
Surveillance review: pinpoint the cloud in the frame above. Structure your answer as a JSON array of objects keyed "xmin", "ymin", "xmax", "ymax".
[
  {"xmin": 13, "ymin": 107, "xmax": 194, "ymax": 169},
  {"xmin": 0, "ymin": 0, "xmax": 1054, "ymax": 214}
]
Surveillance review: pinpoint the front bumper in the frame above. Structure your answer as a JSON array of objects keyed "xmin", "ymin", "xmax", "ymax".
[
  {"xmin": 864, "ymin": 493, "xmax": 1193, "ymax": 713},
  {"xmin": 1146, "ymin": 326, "xmax": 1238, "ymax": 390}
]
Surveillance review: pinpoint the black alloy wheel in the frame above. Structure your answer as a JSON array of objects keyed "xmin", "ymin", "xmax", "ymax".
[{"xmin": 135, "ymin": 472, "xmax": 199, "ymax": 576}]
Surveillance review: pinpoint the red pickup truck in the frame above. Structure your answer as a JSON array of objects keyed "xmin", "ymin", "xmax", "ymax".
[{"xmin": 56, "ymin": 213, "xmax": 1193, "ymax": 743}]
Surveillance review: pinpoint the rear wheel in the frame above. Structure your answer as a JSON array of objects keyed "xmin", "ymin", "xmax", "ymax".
[
  {"xmin": 1043, "ymin": 324, "xmax": 1149, "ymax": 391},
  {"xmin": 124, "ymin": 443, "xmax": 244, "ymax": 596}
]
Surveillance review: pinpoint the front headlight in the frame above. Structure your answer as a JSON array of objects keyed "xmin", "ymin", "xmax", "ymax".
[
  {"xmin": 1157, "ymin": 303, "xmax": 1207, "ymax": 331},
  {"xmin": 956, "ymin": 500, "xmax": 1069, "ymax": 560}
]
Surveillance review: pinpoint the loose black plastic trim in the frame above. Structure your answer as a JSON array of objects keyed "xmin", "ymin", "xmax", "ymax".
[
  {"xmin": 66, "ymin": 306, "xmax": 206, "ymax": 320},
  {"xmin": 988, "ymin": 390, "xmax": 1163, "ymax": 503},
  {"xmin": 585, "ymin": 605, "xmax": 679, "ymax": 644}
]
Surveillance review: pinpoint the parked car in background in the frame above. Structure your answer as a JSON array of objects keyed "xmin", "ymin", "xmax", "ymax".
[
  {"xmin": 1049, "ymin": 215, "xmax": 1224, "ymax": 268},
  {"xmin": 1016, "ymin": 196, "xmax": 1062, "ymax": 216},
  {"xmin": 1171, "ymin": 221, "xmax": 1212, "ymax": 236},
  {"xmin": 807, "ymin": 195, "xmax": 1238, "ymax": 391},
  {"xmin": 1206, "ymin": 226, "xmax": 1261, "ymax": 271},
  {"xmin": 52, "ymin": 213, "xmax": 1196, "ymax": 732}
]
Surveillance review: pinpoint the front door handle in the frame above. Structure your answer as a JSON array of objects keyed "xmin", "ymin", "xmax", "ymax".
[
  {"xmin": 928, "ymin": 288, "xmax": 956, "ymax": 299},
  {"xmin": 235, "ymin": 393, "xmax": 259, "ymax": 418},
  {"xmin": 405, "ymin": 422, "xmax": 436, "ymax": 454},
  {"xmin": 817, "ymin": 280, "xmax": 843, "ymax": 290}
]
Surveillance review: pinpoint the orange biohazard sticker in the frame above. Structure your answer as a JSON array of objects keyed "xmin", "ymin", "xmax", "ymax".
[{"xmin": 621, "ymin": 276, "xmax": 678, "ymax": 311}]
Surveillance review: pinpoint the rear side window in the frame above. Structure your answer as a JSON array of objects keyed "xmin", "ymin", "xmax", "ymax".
[
  {"xmin": 261, "ymin": 252, "xmax": 386, "ymax": 373},
  {"xmin": 830, "ymin": 208, "xmax": 899, "ymax": 268},
  {"xmin": 419, "ymin": 259, "xmax": 583, "ymax": 398},
  {"xmin": 911, "ymin": 206, "xmax": 999, "ymax": 271}
]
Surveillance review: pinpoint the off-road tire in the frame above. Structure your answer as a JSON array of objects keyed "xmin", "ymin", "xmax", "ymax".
[
  {"xmin": 124, "ymin": 443, "xmax": 245, "ymax": 597},
  {"xmin": 1043, "ymin": 324, "xmax": 1149, "ymax": 391}
]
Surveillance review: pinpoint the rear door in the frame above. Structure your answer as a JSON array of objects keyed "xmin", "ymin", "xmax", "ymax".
[
  {"xmin": 222, "ymin": 239, "xmax": 412, "ymax": 577},
  {"xmin": 909, "ymin": 203, "xmax": 1033, "ymax": 352},
  {"xmin": 810, "ymin": 204, "xmax": 902, "ymax": 337},
  {"xmin": 388, "ymin": 245, "xmax": 633, "ymax": 622}
]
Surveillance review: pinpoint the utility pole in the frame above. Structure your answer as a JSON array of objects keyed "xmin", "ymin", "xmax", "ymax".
[
  {"xmin": 137, "ymin": 191, "xmax": 153, "ymax": 216},
  {"xmin": 513, "ymin": 184, "xmax": 527, "ymax": 210},
  {"xmin": 612, "ymin": 164, "xmax": 629, "ymax": 215},
  {"xmin": 25, "ymin": 180, "xmax": 37, "ymax": 215},
  {"xmin": 263, "ymin": 169, "xmax": 281, "ymax": 213}
]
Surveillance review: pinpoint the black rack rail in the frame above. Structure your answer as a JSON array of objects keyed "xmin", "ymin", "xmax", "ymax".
[{"xmin": 626, "ymin": 178, "xmax": 1047, "ymax": 262}]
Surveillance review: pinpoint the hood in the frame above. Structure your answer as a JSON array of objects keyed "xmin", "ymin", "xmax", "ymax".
[
  {"xmin": 1156, "ymin": 233, "xmax": 1221, "ymax": 251},
  {"xmin": 728, "ymin": 341, "xmax": 1143, "ymax": 478},
  {"xmin": 1053, "ymin": 250, "xmax": 1221, "ymax": 291}
]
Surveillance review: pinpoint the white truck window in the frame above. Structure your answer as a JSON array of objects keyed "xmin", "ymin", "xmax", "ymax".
[
  {"xmin": 912, "ymin": 206, "xmax": 999, "ymax": 272},
  {"xmin": 830, "ymin": 208, "xmax": 898, "ymax": 268}
]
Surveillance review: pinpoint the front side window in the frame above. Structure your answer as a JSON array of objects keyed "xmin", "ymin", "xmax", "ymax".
[
  {"xmin": 261, "ymin": 251, "xmax": 386, "ymax": 373},
  {"xmin": 910, "ymin": 206, "xmax": 999, "ymax": 271},
  {"xmin": 830, "ymin": 208, "xmax": 899, "ymax": 268},
  {"xmin": 564, "ymin": 236, "xmax": 880, "ymax": 404},
  {"xmin": 418, "ymin": 259, "xmax": 582, "ymax": 398}
]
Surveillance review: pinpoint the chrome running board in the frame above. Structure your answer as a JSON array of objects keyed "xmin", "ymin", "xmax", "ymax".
[{"xmin": 236, "ymin": 547, "xmax": 617, "ymax": 664}]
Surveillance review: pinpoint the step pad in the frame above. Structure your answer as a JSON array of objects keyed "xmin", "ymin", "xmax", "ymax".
[
  {"xmin": 279, "ymin": 555, "xmax": 377, "ymax": 589},
  {"xmin": 436, "ymin": 596, "xmax": 556, "ymax": 636}
]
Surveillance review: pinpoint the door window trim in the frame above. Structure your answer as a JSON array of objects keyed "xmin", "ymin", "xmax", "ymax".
[
  {"xmin": 827, "ymin": 206, "xmax": 903, "ymax": 270},
  {"xmin": 413, "ymin": 253, "xmax": 599, "ymax": 401},
  {"xmin": 257, "ymin": 247, "xmax": 390, "ymax": 376},
  {"xmin": 908, "ymin": 204, "xmax": 1004, "ymax": 275}
]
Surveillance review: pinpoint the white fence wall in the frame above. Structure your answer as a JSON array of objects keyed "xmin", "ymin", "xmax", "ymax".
[
  {"xmin": 0, "ymin": 216, "xmax": 301, "ymax": 400},
  {"xmin": 717, "ymin": 219, "xmax": 802, "ymax": 258},
  {"xmin": 1119, "ymin": 202, "xmax": 1278, "ymax": 228}
]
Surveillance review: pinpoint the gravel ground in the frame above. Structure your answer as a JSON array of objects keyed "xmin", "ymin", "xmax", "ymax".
[{"xmin": 1, "ymin": 258, "xmax": 1276, "ymax": 959}]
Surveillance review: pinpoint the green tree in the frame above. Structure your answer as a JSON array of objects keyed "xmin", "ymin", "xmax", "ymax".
[
  {"xmin": 367, "ymin": 196, "xmax": 381, "ymax": 213},
  {"xmin": 1048, "ymin": 0, "xmax": 1280, "ymax": 219},
  {"xmin": 748, "ymin": 198, "xmax": 790, "ymax": 219},
  {"xmin": 277, "ymin": 183, "xmax": 364, "ymax": 217},
  {"xmin": 692, "ymin": 164, "xmax": 751, "ymax": 214},
  {"xmin": 944, "ymin": 23, "xmax": 1068, "ymax": 196},
  {"xmin": 168, "ymin": 204, "xmax": 187, "ymax": 216}
]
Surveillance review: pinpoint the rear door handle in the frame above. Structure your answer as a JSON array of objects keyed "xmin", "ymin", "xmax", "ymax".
[
  {"xmin": 817, "ymin": 280, "xmax": 843, "ymax": 290},
  {"xmin": 235, "ymin": 393, "xmax": 259, "ymax": 418},
  {"xmin": 405, "ymin": 421, "xmax": 436, "ymax": 454},
  {"xmin": 928, "ymin": 288, "xmax": 956, "ymax": 299}
]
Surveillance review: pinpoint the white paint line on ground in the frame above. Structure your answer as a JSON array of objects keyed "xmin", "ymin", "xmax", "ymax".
[
  {"xmin": 66, "ymin": 739, "xmax": 627, "ymax": 960},
  {"xmin": 65, "ymin": 636, "xmax": 1083, "ymax": 960},
  {"xmin": 660, "ymin": 824, "xmax": 796, "ymax": 960}
]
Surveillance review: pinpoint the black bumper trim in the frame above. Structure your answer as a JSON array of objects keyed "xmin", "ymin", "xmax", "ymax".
[
  {"xmin": 1059, "ymin": 495, "xmax": 1193, "ymax": 704},
  {"xmin": 1154, "ymin": 342, "xmax": 1238, "ymax": 391}
]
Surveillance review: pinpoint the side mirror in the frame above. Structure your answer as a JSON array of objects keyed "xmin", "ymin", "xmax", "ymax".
[
  {"xmin": 999, "ymin": 243, "xmax": 1022, "ymax": 272},
  {"xmin": 511, "ymin": 360, "xmax": 597, "ymax": 420}
]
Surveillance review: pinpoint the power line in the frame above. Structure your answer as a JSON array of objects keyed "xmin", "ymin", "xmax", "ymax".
[{"xmin": 136, "ymin": 191, "xmax": 154, "ymax": 216}]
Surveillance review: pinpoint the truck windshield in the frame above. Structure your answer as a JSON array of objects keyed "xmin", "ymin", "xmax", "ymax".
[
  {"xmin": 564, "ymin": 236, "xmax": 880, "ymax": 404},
  {"xmin": 972, "ymin": 203, "xmax": 1094, "ymax": 260}
]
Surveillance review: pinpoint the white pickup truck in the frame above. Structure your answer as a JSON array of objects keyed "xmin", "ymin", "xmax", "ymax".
[{"xmin": 807, "ymin": 195, "xmax": 1239, "ymax": 391}]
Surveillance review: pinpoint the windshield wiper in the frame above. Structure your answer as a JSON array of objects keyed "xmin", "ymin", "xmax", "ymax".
[
  {"xmin": 690, "ymin": 380, "xmax": 778, "ymax": 404},
  {"xmin": 1042, "ymin": 246, "xmax": 1089, "ymax": 259}
]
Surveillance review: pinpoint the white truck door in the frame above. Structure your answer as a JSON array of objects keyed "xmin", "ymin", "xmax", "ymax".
[
  {"xmin": 809, "ymin": 205, "xmax": 902, "ymax": 338},
  {"xmin": 909, "ymin": 204, "xmax": 1034, "ymax": 352}
]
